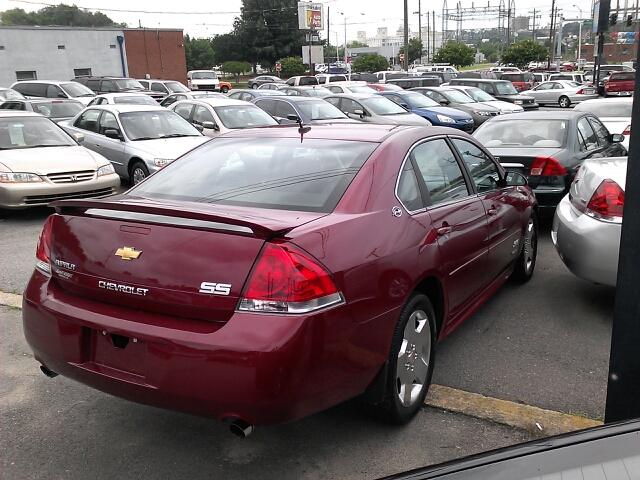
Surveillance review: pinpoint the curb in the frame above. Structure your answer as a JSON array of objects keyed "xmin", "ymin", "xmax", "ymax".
[{"xmin": 1, "ymin": 290, "xmax": 603, "ymax": 435}]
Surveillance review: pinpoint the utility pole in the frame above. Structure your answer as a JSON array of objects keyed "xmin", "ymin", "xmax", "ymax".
[
  {"xmin": 433, "ymin": 10, "xmax": 436, "ymax": 61},
  {"xmin": 549, "ymin": 0, "xmax": 556, "ymax": 68},
  {"xmin": 531, "ymin": 8, "xmax": 536, "ymax": 40},
  {"xmin": 427, "ymin": 12, "xmax": 431, "ymax": 63},
  {"xmin": 418, "ymin": 0, "xmax": 422, "ymax": 50},
  {"xmin": 327, "ymin": 6, "xmax": 330, "ymax": 65},
  {"xmin": 403, "ymin": 0, "xmax": 409, "ymax": 70}
]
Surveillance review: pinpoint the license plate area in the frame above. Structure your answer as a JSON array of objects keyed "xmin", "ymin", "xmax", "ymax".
[{"xmin": 91, "ymin": 329, "xmax": 147, "ymax": 377}]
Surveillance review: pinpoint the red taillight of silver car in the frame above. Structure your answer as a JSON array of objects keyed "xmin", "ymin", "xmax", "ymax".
[
  {"xmin": 238, "ymin": 242, "xmax": 344, "ymax": 314},
  {"xmin": 35, "ymin": 215, "xmax": 55, "ymax": 275},
  {"xmin": 586, "ymin": 179, "xmax": 625, "ymax": 221}
]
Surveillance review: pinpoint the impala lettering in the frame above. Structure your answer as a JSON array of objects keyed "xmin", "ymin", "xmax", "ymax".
[
  {"xmin": 54, "ymin": 259, "xmax": 76, "ymax": 270},
  {"xmin": 98, "ymin": 281, "xmax": 149, "ymax": 296},
  {"xmin": 199, "ymin": 282, "xmax": 232, "ymax": 296}
]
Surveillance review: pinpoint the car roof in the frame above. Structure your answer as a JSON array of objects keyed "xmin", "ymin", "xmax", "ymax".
[
  {"xmin": 0, "ymin": 110, "xmax": 43, "ymax": 118},
  {"xmin": 11, "ymin": 80, "xmax": 74, "ymax": 85},
  {"xmin": 324, "ymin": 93, "xmax": 380, "ymax": 100},
  {"xmin": 485, "ymin": 110, "xmax": 587, "ymax": 121},
  {"xmin": 174, "ymin": 98, "xmax": 251, "ymax": 107},
  {"xmin": 267, "ymin": 96, "xmax": 328, "ymax": 103},
  {"xmin": 19, "ymin": 98, "xmax": 83, "ymax": 104},
  {"xmin": 84, "ymin": 104, "xmax": 167, "ymax": 113}
]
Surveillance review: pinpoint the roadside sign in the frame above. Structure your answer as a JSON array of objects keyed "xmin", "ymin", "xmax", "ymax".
[
  {"xmin": 276, "ymin": 62, "xmax": 282, "ymax": 72},
  {"xmin": 399, "ymin": 53, "xmax": 405, "ymax": 61}
]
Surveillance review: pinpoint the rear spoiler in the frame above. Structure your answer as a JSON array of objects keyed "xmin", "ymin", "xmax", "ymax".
[{"xmin": 51, "ymin": 196, "xmax": 297, "ymax": 239}]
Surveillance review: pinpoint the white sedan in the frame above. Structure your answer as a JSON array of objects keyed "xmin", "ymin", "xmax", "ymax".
[
  {"xmin": 552, "ymin": 156, "xmax": 626, "ymax": 287},
  {"xmin": 87, "ymin": 93, "xmax": 159, "ymax": 106},
  {"xmin": 573, "ymin": 97, "xmax": 632, "ymax": 150},
  {"xmin": 526, "ymin": 80, "xmax": 598, "ymax": 108}
]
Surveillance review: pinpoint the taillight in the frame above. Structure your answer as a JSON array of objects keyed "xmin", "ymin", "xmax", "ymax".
[
  {"xmin": 586, "ymin": 179, "xmax": 625, "ymax": 220},
  {"xmin": 576, "ymin": 89, "xmax": 584, "ymax": 94},
  {"xmin": 35, "ymin": 215, "xmax": 55, "ymax": 275},
  {"xmin": 238, "ymin": 242, "xmax": 344, "ymax": 314},
  {"xmin": 530, "ymin": 157, "xmax": 567, "ymax": 176},
  {"xmin": 623, "ymin": 124, "xmax": 631, "ymax": 136}
]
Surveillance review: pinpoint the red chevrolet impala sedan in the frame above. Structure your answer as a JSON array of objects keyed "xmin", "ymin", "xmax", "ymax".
[{"xmin": 23, "ymin": 123, "xmax": 538, "ymax": 434}]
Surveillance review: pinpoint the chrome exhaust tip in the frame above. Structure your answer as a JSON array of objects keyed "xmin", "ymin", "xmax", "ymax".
[{"xmin": 229, "ymin": 419, "xmax": 254, "ymax": 438}]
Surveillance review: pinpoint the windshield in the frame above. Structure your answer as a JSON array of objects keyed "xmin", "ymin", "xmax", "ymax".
[
  {"xmin": 131, "ymin": 138, "xmax": 377, "ymax": 212},
  {"xmin": 1, "ymin": 89, "xmax": 26, "ymax": 100},
  {"xmin": 119, "ymin": 110, "xmax": 201, "ymax": 140},
  {"xmin": 362, "ymin": 97, "xmax": 409, "ymax": 115},
  {"xmin": 0, "ymin": 116, "xmax": 76, "ymax": 150},
  {"xmin": 474, "ymin": 119, "xmax": 568, "ymax": 148},
  {"xmin": 495, "ymin": 82, "xmax": 519, "ymax": 95},
  {"xmin": 192, "ymin": 71, "xmax": 218, "ymax": 79},
  {"xmin": 297, "ymin": 101, "xmax": 348, "ymax": 120},
  {"xmin": 462, "ymin": 88, "xmax": 495, "ymax": 102},
  {"xmin": 114, "ymin": 79, "xmax": 145, "ymax": 91},
  {"xmin": 381, "ymin": 84, "xmax": 403, "ymax": 91},
  {"xmin": 401, "ymin": 92, "xmax": 440, "ymax": 108},
  {"xmin": 349, "ymin": 86, "xmax": 377, "ymax": 93},
  {"xmin": 165, "ymin": 82, "xmax": 190, "ymax": 93},
  {"xmin": 213, "ymin": 105, "xmax": 279, "ymax": 129},
  {"xmin": 442, "ymin": 89, "xmax": 475, "ymax": 103},
  {"xmin": 33, "ymin": 102, "xmax": 84, "ymax": 118},
  {"xmin": 61, "ymin": 82, "xmax": 95, "ymax": 98},
  {"xmin": 113, "ymin": 95, "xmax": 159, "ymax": 105}
]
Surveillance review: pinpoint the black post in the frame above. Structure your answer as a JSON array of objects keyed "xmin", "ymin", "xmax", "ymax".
[
  {"xmin": 604, "ymin": 21, "xmax": 640, "ymax": 423},
  {"xmin": 594, "ymin": 33, "xmax": 604, "ymax": 95}
]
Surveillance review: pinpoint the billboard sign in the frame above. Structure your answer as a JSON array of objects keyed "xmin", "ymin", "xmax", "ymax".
[
  {"xmin": 593, "ymin": 0, "xmax": 611, "ymax": 33},
  {"xmin": 302, "ymin": 45, "xmax": 324, "ymax": 64},
  {"xmin": 298, "ymin": 2, "xmax": 324, "ymax": 30}
]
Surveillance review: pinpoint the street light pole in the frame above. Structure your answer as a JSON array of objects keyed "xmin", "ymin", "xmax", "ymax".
[
  {"xmin": 574, "ymin": 5, "xmax": 583, "ymax": 65},
  {"xmin": 340, "ymin": 12, "xmax": 364, "ymax": 66}
]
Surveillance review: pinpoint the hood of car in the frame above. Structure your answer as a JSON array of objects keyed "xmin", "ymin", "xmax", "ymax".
[
  {"xmin": 0, "ymin": 145, "xmax": 108, "ymax": 174},
  {"xmin": 129, "ymin": 136, "xmax": 210, "ymax": 159},
  {"xmin": 377, "ymin": 113, "xmax": 432, "ymax": 126},
  {"xmin": 422, "ymin": 106, "xmax": 473, "ymax": 120}
]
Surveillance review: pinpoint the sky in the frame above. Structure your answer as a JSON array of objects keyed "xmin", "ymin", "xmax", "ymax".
[{"xmin": 0, "ymin": 0, "xmax": 600, "ymax": 43}]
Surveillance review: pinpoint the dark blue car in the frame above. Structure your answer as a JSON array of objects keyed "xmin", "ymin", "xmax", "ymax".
[{"xmin": 376, "ymin": 91, "xmax": 474, "ymax": 132}]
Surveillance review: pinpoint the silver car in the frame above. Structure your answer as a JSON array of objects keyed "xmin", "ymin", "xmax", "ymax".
[
  {"xmin": 573, "ymin": 98, "xmax": 632, "ymax": 150},
  {"xmin": 324, "ymin": 93, "xmax": 432, "ymax": 126},
  {"xmin": 170, "ymin": 98, "xmax": 278, "ymax": 137},
  {"xmin": 0, "ymin": 111, "xmax": 119, "ymax": 209},
  {"xmin": 552, "ymin": 156, "xmax": 626, "ymax": 287},
  {"xmin": 526, "ymin": 80, "xmax": 598, "ymax": 108},
  {"xmin": 159, "ymin": 91, "xmax": 226, "ymax": 108},
  {"xmin": 61, "ymin": 105, "xmax": 209, "ymax": 184},
  {"xmin": 87, "ymin": 93, "xmax": 159, "ymax": 106},
  {"xmin": 447, "ymin": 85, "xmax": 524, "ymax": 114}
]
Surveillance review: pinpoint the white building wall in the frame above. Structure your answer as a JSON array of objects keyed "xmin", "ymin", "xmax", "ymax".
[{"xmin": 0, "ymin": 26, "xmax": 127, "ymax": 86}]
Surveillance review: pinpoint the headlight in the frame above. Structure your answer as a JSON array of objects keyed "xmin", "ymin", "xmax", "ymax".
[
  {"xmin": 514, "ymin": 100, "xmax": 523, "ymax": 105},
  {"xmin": 97, "ymin": 164, "xmax": 115, "ymax": 176},
  {"xmin": 0, "ymin": 172, "xmax": 43, "ymax": 183},
  {"xmin": 473, "ymin": 110, "xmax": 493, "ymax": 116},
  {"xmin": 436, "ymin": 115, "xmax": 456, "ymax": 123},
  {"xmin": 154, "ymin": 158, "xmax": 172, "ymax": 168}
]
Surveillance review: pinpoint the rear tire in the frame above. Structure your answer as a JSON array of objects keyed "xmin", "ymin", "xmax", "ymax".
[
  {"xmin": 512, "ymin": 211, "xmax": 538, "ymax": 283},
  {"xmin": 558, "ymin": 95, "xmax": 571, "ymax": 108},
  {"xmin": 130, "ymin": 161, "xmax": 149, "ymax": 185},
  {"xmin": 367, "ymin": 293, "xmax": 436, "ymax": 424},
  {"xmin": 251, "ymin": 83, "xmax": 259, "ymax": 89}
]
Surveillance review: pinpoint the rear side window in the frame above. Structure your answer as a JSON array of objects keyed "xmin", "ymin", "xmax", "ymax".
[
  {"xmin": 87, "ymin": 79, "xmax": 100, "ymax": 91},
  {"xmin": 131, "ymin": 138, "xmax": 378, "ymax": 213},
  {"xmin": 299, "ymin": 77, "xmax": 318, "ymax": 85}
]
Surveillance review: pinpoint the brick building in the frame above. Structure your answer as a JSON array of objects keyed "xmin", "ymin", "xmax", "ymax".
[{"xmin": 0, "ymin": 26, "xmax": 187, "ymax": 87}]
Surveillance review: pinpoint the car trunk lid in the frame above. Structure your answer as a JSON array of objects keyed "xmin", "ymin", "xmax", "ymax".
[
  {"xmin": 493, "ymin": 147, "xmax": 564, "ymax": 189},
  {"xmin": 47, "ymin": 196, "xmax": 326, "ymax": 322}
]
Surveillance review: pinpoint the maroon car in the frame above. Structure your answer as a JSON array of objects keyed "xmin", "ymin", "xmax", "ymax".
[{"xmin": 23, "ymin": 123, "xmax": 538, "ymax": 435}]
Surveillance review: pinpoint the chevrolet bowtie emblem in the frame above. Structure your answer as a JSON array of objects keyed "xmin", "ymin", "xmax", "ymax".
[{"xmin": 115, "ymin": 247, "xmax": 142, "ymax": 261}]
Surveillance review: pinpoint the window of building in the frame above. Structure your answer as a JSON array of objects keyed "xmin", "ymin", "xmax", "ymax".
[
  {"xmin": 0, "ymin": 46, "xmax": 5, "ymax": 50},
  {"xmin": 58, "ymin": 45, "xmax": 65, "ymax": 49},
  {"xmin": 623, "ymin": 48, "xmax": 631, "ymax": 55},
  {"xmin": 74, "ymin": 68, "xmax": 92, "ymax": 77},
  {"xmin": 110, "ymin": 45, "xmax": 117, "ymax": 49},
  {"xmin": 15, "ymin": 71, "xmax": 37, "ymax": 81}
]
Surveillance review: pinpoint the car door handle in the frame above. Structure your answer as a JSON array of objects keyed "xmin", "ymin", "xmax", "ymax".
[
  {"xmin": 487, "ymin": 206, "xmax": 498, "ymax": 216},
  {"xmin": 437, "ymin": 225, "xmax": 452, "ymax": 236}
]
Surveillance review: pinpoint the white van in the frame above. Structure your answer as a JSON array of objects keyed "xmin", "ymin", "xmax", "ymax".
[
  {"xmin": 374, "ymin": 71, "xmax": 408, "ymax": 83},
  {"xmin": 186, "ymin": 70, "xmax": 220, "ymax": 91}
]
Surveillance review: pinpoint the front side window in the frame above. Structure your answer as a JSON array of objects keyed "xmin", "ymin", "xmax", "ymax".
[
  {"xmin": 173, "ymin": 103, "xmax": 193, "ymax": 121},
  {"xmin": 193, "ymin": 105, "xmax": 215, "ymax": 126},
  {"xmin": 297, "ymin": 101, "xmax": 347, "ymax": 120},
  {"xmin": 101, "ymin": 80, "xmax": 117, "ymax": 93},
  {"xmin": 151, "ymin": 82, "xmax": 168, "ymax": 93},
  {"xmin": 274, "ymin": 101, "xmax": 297, "ymax": 119},
  {"xmin": 451, "ymin": 138, "xmax": 499, "ymax": 193},
  {"xmin": 577, "ymin": 117, "xmax": 598, "ymax": 151},
  {"xmin": 588, "ymin": 116, "xmax": 611, "ymax": 146},
  {"xmin": 98, "ymin": 111, "xmax": 121, "ymax": 136},
  {"xmin": 412, "ymin": 139, "xmax": 470, "ymax": 204},
  {"xmin": 74, "ymin": 109, "xmax": 101, "ymax": 132},
  {"xmin": 46, "ymin": 84, "xmax": 64, "ymax": 98},
  {"xmin": 213, "ymin": 105, "xmax": 278, "ymax": 129}
]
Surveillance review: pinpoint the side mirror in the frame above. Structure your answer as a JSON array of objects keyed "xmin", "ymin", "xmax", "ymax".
[
  {"xmin": 611, "ymin": 133, "xmax": 625, "ymax": 143},
  {"xmin": 354, "ymin": 109, "xmax": 365, "ymax": 118},
  {"xmin": 104, "ymin": 129, "xmax": 121, "ymax": 140},
  {"xmin": 194, "ymin": 124, "xmax": 204, "ymax": 132},
  {"xmin": 72, "ymin": 132, "xmax": 84, "ymax": 143},
  {"xmin": 505, "ymin": 171, "xmax": 528, "ymax": 186},
  {"xmin": 439, "ymin": 99, "xmax": 450, "ymax": 105},
  {"xmin": 287, "ymin": 114, "xmax": 301, "ymax": 122},
  {"xmin": 201, "ymin": 121, "xmax": 219, "ymax": 131},
  {"xmin": 400, "ymin": 103, "xmax": 410, "ymax": 110},
  {"xmin": 58, "ymin": 92, "xmax": 67, "ymax": 98}
]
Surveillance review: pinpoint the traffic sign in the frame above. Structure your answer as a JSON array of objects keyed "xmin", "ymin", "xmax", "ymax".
[
  {"xmin": 399, "ymin": 53, "xmax": 405, "ymax": 61},
  {"xmin": 276, "ymin": 62, "xmax": 282, "ymax": 72}
]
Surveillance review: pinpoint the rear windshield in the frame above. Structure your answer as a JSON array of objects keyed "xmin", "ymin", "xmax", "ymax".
[
  {"xmin": 33, "ymin": 101, "xmax": 84, "ymax": 118},
  {"xmin": 575, "ymin": 100, "xmax": 632, "ymax": 117},
  {"xmin": 494, "ymin": 82, "xmax": 519, "ymax": 95},
  {"xmin": 474, "ymin": 119, "xmax": 568, "ymax": 148},
  {"xmin": 611, "ymin": 72, "xmax": 635, "ymax": 80},
  {"xmin": 131, "ymin": 137, "xmax": 377, "ymax": 212},
  {"xmin": 503, "ymin": 74, "xmax": 524, "ymax": 82}
]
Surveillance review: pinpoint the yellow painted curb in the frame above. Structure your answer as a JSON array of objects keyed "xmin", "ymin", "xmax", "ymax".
[
  {"xmin": 425, "ymin": 384, "xmax": 603, "ymax": 436},
  {"xmin": 0, "ymin": 292, "xmax": 22, "ymax": 309}
]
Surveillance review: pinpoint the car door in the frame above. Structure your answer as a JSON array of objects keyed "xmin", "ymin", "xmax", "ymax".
[
  {"xmin": 531, "ymin": 82, "xmax": 554, "ymax": 103},
  {"xmin": 407, "ymin": 138, "xmax": 490, "ymax": 319},
  {"xmin": 576, "ymin": 116, "xmax": 605, "ymax": 159},
  {"xmin": 172, "ymin": 102, "xmax": 195, "ymax": 123},
  {"xmin": 450, "ymin": 137, "xmax": 523, "ymax": 283},
  {"xmin": 94, "ymin": 110, "xmax": 127, "ymax": 175},
  {"xmin": 69, "ymin": 108, "xmax": 102, "ymax": 152},
  {"xmin": 192, "ymin": 104, "xmax": 219, "ymax": 137},
  {"xmin": 588, "ymin": 115, "xmax": 628, "ymax": 157}
]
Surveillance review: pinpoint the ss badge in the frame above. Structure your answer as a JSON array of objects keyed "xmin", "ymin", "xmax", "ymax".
[{"xmin": 199, "ymin": 282, "xmax": 232, "ymax": 295}]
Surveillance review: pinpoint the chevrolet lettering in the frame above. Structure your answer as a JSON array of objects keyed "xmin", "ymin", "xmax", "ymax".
[
  {"xmin": 199, "ymin": 282, "xmax": 232, "ymax": 295},
  {"xmin": 98, "ymin": 281, "xmax": 149, "ymax": 296}
]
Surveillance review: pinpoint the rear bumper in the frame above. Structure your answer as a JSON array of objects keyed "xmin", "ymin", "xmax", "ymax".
[
  {"xmin": 22, "ymin": 271, "xmax": 389, "ymax": 425},
  {"xmin": 605, "ymin": 90, "xmax": 633, "ymax": 96},
  {"xmin": 551, "ymin": 194, "xmax": 620, "ymax": 286}
]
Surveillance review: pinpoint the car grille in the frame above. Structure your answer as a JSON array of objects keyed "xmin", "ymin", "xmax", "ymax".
[
  {"xmin": 524, "ymin": 99, "xmax": 534, "ymax": 104},
  {"xmin": 489, "ymin": 112, "xmax": 499, "ymax": 116},
  {"xmin": 196, "ymin": 84, "xmax": 219, "ymax": 91},
  {"xmin": 47, "ymin": 170, "xmax": 95, "ymax": 183},
  {"xmin": 463, "ymin": 123, "xmax": 474, "ymax": 132},
  {"xmin": 24, "ymin": 187, "xmax": 116, "ymax": 205}
]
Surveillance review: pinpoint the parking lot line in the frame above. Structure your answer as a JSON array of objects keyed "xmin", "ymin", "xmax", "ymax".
[{"xmin": 1, "ymin": 289, "xmax": 603, "ymax": 434}]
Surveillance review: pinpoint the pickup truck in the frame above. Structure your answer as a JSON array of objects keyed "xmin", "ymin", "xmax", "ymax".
[{"xmin": 604, "ymin": 71, "xmax": 635, "ymax": 96}]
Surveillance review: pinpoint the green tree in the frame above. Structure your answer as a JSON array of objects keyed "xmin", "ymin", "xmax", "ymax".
[
  {"xmin": 408, "ymin": 38, "xmax": 423, "ymax": 64},
  {"xmin": 432, "ymin": 41, "xmax": 475, "ymax": 68},
  {"xmin": 210, "ymin": 33, "xmax": 244, "ymax": 65},
  {"xmin": 352, "ymin": 53, "xmax": 388, "ymax": 73},
  {"xmin": 221, "ymin": 61, "xmax": 252, "ymax": 83},
  {"xmin": 184, "ymin": 35, "xmax": 217, "ymax": 72},
  {"xmin": 0, "ymin": 4, "xmax": 124, "ymax": 26},
  {"xmin": 347, "ymin": 40, "xmax": 368, "ymax": 48},
  {"xmin": 279, "ymin": 56, "xmax": 305, "ymax": 77},
  {"xmin": 500, "ymin": 39, "xmax": 549, "ymax": 69}
]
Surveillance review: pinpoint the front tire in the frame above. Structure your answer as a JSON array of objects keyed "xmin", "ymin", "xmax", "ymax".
[
  {"xmin": 221, "ymin": 85, "xmax": 229, "ymax": 93},
  {"xmin": 558, "ymin": 95, "xmax": 571, "ymax": 108},
  {"xmin": 130, "ymin": 161, "xmax": 149, "ymax": 185},
  {"xmin": 369, "ymin": 293, "xmax": 437, "ymax": 424},
  {"xmin": 251, "ymin": 83, "xmax": 259, "ymax": 89},
  {"xmin": 512, "ymin": 211, "xmax": 538, "ymax": 282}
]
